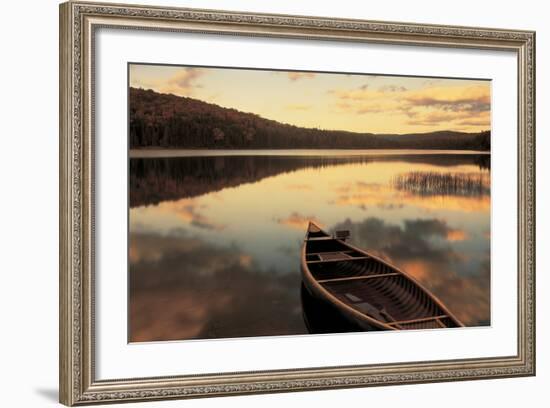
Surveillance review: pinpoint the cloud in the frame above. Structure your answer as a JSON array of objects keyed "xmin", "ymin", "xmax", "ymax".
[
  {"xmin": 404, "ymin": 85, "xmax": 490, "ymax": 111},
  {"xmin": 328, "ymin": 82, "xmax": 491, "ymax": 130},
  {"xmin": 457, "ymin": 118, "xmax": 492, "ymax": 126},
  {"xmin": 131, "ymin": 67, "xmax": 205, "ymax": 96},
  {"xmin": 159, "ymin": 68, "xmax": 205, "ymax": 95},
  {"xmin": 331, "ymin": 88, "xmax": 403, "ymax": 115},
  {"xmin": 330, "ymin": 88, "xmax": 386, "ymax": 101},
  {"xmin": 287, "ymin": 72, "xmax": 316, "ymax": 81},
  {"xmin": 406, "ymin": 110, "xmax": 490, "ymax": 128},
  {"xmin": 378, "ymin": 85, "xmax": 408, "ymax": 92},
  {"xmin": 406, "ymin": 111, "xmax": 466, "ymax": 125}
]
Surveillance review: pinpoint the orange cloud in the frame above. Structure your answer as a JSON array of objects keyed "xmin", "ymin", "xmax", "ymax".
[
  {"xmin": 132, "ymin": 67, "xmax": 205, "ymax": 97},
  {"xmin": 287, "ymin": 72, "xmax": 315, "ymax": 81},
  {"xmin": 406, "ymin": 111, "xmax": 472, "ymax": 126},
  {"xmin": 405, "ymin": 85, "xmax": 490, "ymax": 108},
  {"xmin": 159, "ymin": 68, "xmax": 204, "ymax": 95}
]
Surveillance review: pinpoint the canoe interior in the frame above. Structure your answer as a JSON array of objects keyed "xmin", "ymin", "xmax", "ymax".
[
  {"xmin": 306, "ymin": 224, "xmax": 331, "ymax": 239},
  {"xmin": 305, "ymin": 237, "xmax": 461, "ymax": 329},
  {"xmin": 300, "ymin": 283, "xmax": 362, "ymax": 334}
]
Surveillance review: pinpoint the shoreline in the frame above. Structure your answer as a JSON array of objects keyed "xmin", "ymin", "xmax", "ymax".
[{"xmin": 129, "ymin": 148, "xmax": 491, "ymax": 159}]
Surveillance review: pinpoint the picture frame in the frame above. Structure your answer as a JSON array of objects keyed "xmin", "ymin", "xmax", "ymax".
[{"xmin": 59, "ymin": 1, "xmax": 536, "ymax": 405}]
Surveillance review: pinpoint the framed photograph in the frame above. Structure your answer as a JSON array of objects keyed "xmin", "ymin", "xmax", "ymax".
[{"xmin": 59, "ymin": 1, "xmax": 536, "ymax": 405}]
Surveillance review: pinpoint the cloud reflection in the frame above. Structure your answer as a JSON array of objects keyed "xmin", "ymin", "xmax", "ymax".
[
  {"xmin": 156, "ymin": 199, "xmax": 226, "ymax": 231},
  {"xmin": 130, "ymin": 155, "xmax": 489, "ymax": 208},
  {"xmin": 332, "ymin": 217, "xmax": 490, "ymax": 326},
  {"xmin": 333, "ymin": 178, "xmax": 490, "ymax": 213},
  {"xmin": 130, "ymin": 231, "xmax": 307, "ymax": 342},
  {"xmin": 276, "ymin": 212, "xmax": 322, "ymax": 230},
  {"xmin": 129, "ymin": 154, "xmax": 491, "ymax": 339}
]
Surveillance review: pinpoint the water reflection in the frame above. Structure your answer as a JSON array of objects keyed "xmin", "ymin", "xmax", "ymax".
[
  {"xmin": 130, "ymin": 153, "xmax": 489, "ymax": 207},
  {"xmin": 131, "ymin": 155, "xmax": 371, "ymax": 207},
  {"xmin": 393, "ymin": 171, "xmax": 490, "ymax": 197},
  {"xmin": 331, "ymin": 217, "xmax": 490, "ymax": 326},
  {"xmin": 130, "ymin": 231, "xmax": 306, "ymax": 341},
  {"xmin": 129, "ymin": 152, "xmax": 490, "ymax": 341}
]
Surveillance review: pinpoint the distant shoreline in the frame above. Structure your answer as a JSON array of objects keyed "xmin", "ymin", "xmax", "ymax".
[
  {"xmin": 129, "ymin": 148, "xmax": 491, "ymax": 159},
  {"xmin": 130, "ymin": 88, "xmax": 491, "ymax": 152}
]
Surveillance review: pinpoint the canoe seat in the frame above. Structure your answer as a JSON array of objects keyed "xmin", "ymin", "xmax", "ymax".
[
  {"xmin": 320, "ymin": 252, "xmax": 352, "ymax": 261},
  {"xmin": 306, "ymin": 251, "xmax": 370, "ymax": 265}
]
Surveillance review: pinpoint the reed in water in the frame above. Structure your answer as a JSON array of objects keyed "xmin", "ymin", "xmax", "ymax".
[{"xmin": 392, "ymin": 171, "xmax": 490, "ymax": 197}]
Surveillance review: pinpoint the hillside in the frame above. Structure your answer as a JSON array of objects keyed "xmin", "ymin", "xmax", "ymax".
[{"xmin": 129, "ymin": 88, "xmax": 490, "ymax": 151}]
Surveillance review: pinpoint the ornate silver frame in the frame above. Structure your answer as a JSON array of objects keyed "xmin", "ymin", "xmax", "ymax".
[{"xmin": 59, "ymin": 1, "xmax": 536, "ymax": 405}]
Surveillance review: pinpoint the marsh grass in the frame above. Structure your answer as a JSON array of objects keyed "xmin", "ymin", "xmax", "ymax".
[{"xmin": 393, "ymin": 171, "xmax": 490, "ymax": 197}]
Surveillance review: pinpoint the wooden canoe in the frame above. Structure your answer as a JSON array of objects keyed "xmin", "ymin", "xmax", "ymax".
[{"xmin": 301, "ymin": 222, "xmax": 464, "ymax": 331}]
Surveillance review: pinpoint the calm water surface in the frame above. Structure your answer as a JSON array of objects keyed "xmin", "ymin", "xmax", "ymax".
[{"xmin": 129, "ymin": 151, "xmax": 490, "ymax": 342}]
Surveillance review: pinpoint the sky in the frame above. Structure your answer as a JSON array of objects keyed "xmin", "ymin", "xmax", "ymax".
[{"xmin": 129, "ymin": 64, "xmax": 491, "ymax": 134}]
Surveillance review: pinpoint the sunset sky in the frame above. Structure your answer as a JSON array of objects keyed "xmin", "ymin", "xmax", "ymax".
[{"xmin": 130, "ymin": 64, "xmax": 491, "ymax": 134}]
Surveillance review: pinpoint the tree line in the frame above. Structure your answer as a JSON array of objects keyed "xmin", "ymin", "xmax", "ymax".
[{"xmin": 129, "ymin": 87, "xmax": 491, "ymax": 151}]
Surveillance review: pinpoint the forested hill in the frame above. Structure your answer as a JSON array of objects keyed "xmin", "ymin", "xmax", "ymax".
[{"xmin": 129, "ymin": 87, "xmax": 490, "ymax": 151}]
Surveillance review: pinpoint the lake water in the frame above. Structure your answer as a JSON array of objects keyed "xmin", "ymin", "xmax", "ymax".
[{"xmin": 129, "ymin": 150, "xmax": 491, "ymax": 342}]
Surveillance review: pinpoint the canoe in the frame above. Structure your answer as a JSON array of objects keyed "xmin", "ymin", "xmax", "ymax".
[{"xmin": 301, "ymin": 222, "xmax": 464, "ymax": 331}]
